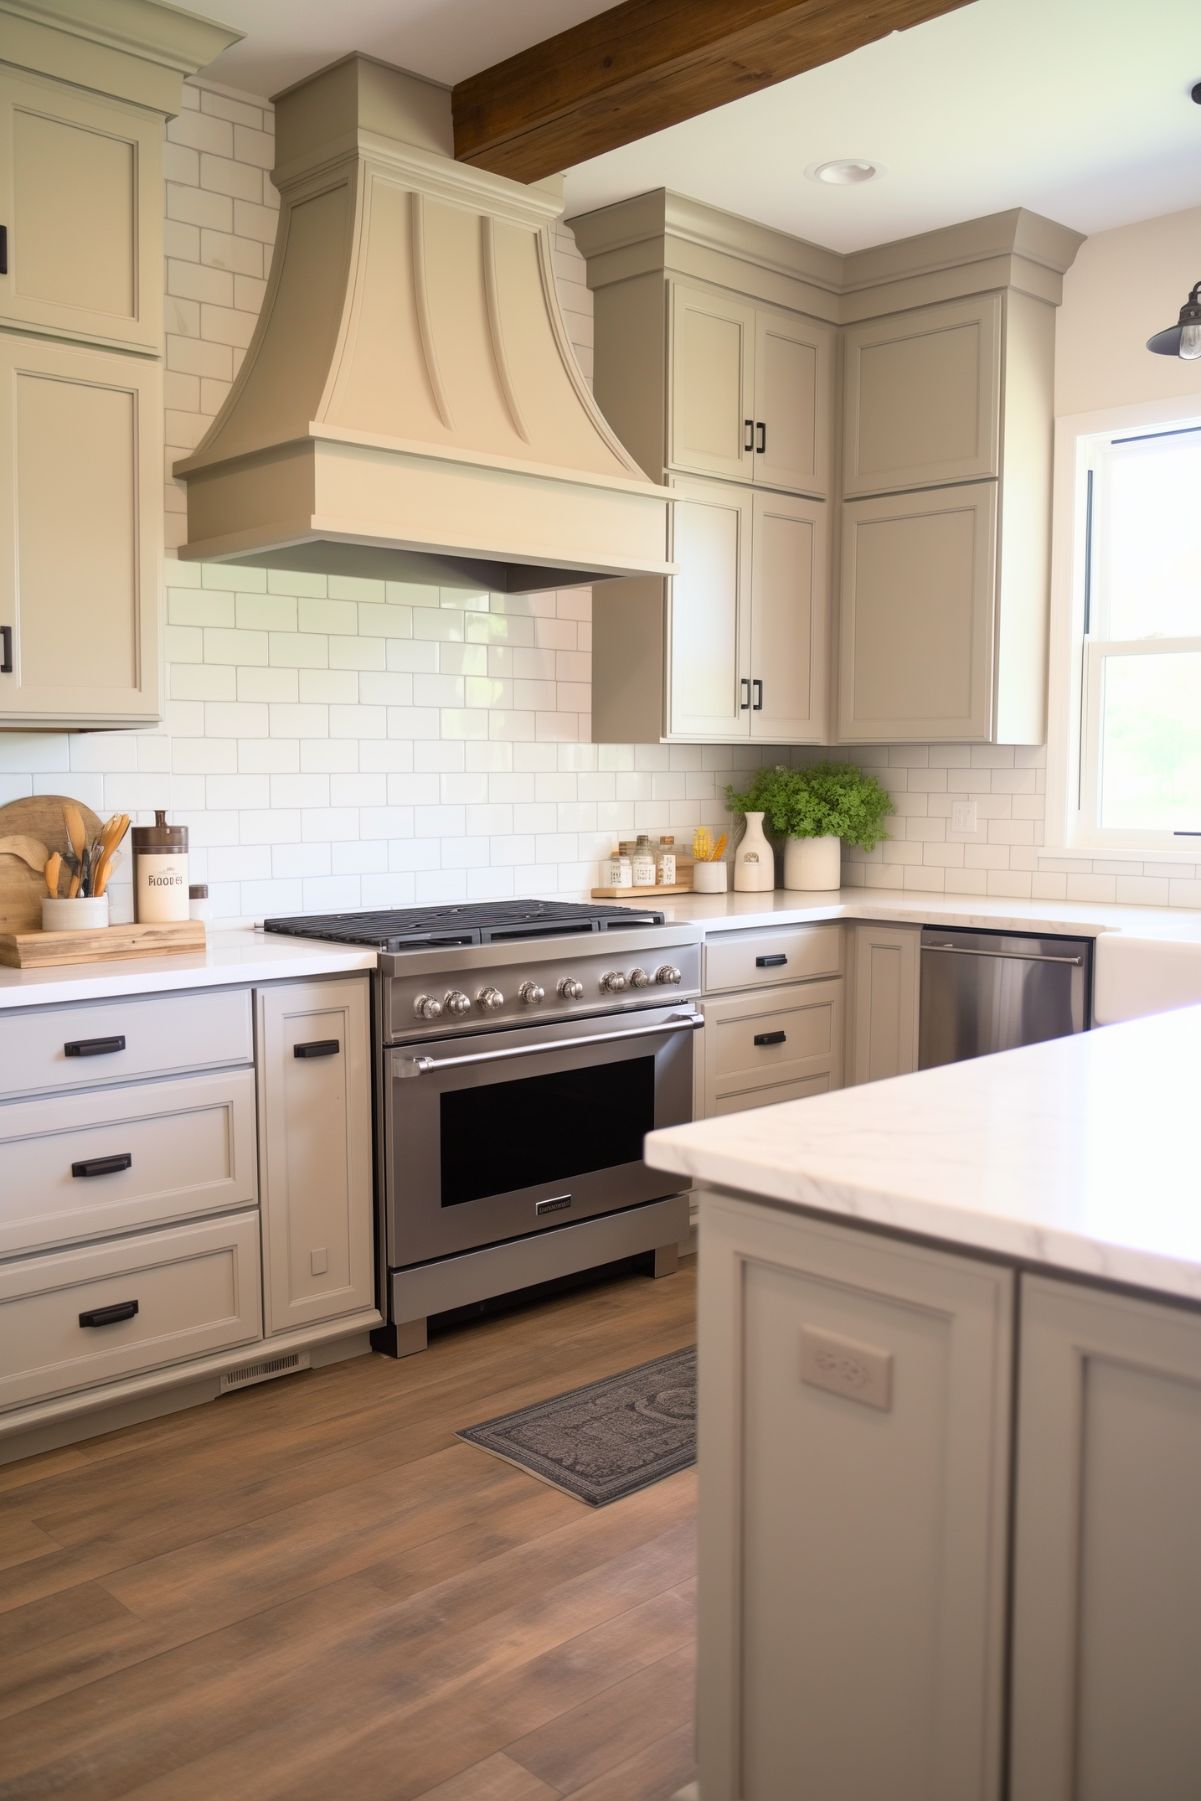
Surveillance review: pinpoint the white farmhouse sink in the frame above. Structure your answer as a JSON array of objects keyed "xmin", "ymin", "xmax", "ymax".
[{"xmin": 1094, "ymin": 932, "xmax": 1201, "ymax": 1025}]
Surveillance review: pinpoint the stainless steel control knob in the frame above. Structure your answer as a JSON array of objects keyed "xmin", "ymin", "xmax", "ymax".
[
  {"xmin": 601, "ymin": 971, "xmax": 628, "ymax": 993},
  {"xmin": 444, "ymin": 990, "xmax": 471, "ymax": 1016},
  {"xmin": 654, "ymin": 965, "xmax": 682, "ymax": 986},
  {"xmin": 519, "ymin": 981, "xmax": 545, "ymax": 1005},
  {"xmin": 413, "ymin": 993, "xmax": 444, "ymax": 1020},
  {"xmin": 557, "ymin": 977, "xmax": 584, "ymax": 1000},
  {"xmin": 477, "ymin": 986, "xmax": 505, "ymax": 1011},
  {"xmin": 628, "ymin": 967, "xmax": 652, "ymax": 988}
]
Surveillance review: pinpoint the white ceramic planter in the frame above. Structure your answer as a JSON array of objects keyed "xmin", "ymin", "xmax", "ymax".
[
  {"xmin": 692, "ymin": 861, "xmax": 729, "ymax": 894},
  {"xmin": 42, "ymin": 896, "xmax": 110, "ymax": 932},
  {"xmin": 783, "ymin": 835, "xmax": 841, "ymax": 891},
  {"xmin": 734, "ymin": 812, "xmax": 775, "ymax": 892}
]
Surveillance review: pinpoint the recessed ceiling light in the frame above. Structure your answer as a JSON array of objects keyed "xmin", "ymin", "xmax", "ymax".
[{"xmin": 807, "ymin": 159, "xmax": 882, "ymax": 186}]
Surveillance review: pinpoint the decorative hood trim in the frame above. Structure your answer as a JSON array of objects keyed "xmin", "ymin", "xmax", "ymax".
[{"xmin": 175, "ymin": 54, "xmax": 671, "ymax": 593}]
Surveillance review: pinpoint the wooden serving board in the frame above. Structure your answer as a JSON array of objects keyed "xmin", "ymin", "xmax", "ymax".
[
  {"xmin": 0, "ymin": 794, "xmax": 103, "ymax": 933},
  {"xmin": 591, "ymin": 882, "xmax": 694, "ymax": 899},
  {"xmin": 0, "ymin": 921, "xmax": 206, "ymax": 969}
]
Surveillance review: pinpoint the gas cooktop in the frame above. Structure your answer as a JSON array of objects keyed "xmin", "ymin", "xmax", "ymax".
[{"xmin": 262, "ymin": 898, "xmax": 668, "ymax": 952}]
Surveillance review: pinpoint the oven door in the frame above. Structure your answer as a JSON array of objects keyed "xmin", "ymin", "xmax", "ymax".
[{"xmin": 386, "ymin": 1004, "xmax": 701, "ymax": 1267}]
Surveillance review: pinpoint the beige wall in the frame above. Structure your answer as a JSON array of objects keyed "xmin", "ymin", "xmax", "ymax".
[{"xmin": 1055, "ymin": 204, "xmax": 1201, "ymax": 417}]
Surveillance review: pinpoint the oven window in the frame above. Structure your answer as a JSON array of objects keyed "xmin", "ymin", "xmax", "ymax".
[{"xmin": 439, "ymin": 1056, "xmax": 656, "ymax": 1208}]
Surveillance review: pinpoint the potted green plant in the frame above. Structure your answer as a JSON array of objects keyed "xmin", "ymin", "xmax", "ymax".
[{"xmin": 726, "ymin": 762, "xmax": 894, "ymax": 891}]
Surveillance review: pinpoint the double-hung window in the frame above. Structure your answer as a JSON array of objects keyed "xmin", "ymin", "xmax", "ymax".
[{"xmin": 1057, "ymin": 415, "xmax": 1201, "ymax": 855}]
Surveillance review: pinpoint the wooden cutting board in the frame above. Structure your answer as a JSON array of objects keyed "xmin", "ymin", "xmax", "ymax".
[{"xmin": 0, "ymin": 795, "xmax": 103, "ymax": 933}]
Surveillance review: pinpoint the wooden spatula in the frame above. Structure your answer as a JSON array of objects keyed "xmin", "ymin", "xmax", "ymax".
[{"xmin": 44, "ymin": 852, "xmax": 62, "ymax": 898}]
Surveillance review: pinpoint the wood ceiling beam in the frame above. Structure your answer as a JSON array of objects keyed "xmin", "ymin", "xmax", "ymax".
[{"xmin": 452, "ymin": 0, "xmax": 975, "ymax": 184}]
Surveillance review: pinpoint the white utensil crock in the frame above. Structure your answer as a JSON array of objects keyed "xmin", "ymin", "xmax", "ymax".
[
  {"xmin": 734, "ymin": 812, "xmax": 775, "ymax": 892},
  {"xmin": 783, "ymin": 835, "xmax": 841, "ymax": 890},
  {"xmin": 42, "ymin": 896, "xmax": 110, "ymax": 932}
]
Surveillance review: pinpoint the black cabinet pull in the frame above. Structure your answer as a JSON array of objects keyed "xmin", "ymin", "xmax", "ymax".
[
  {"xmin": 752, "ymin": 678, "xmax": 763, "ymax": 710},
  {"xmin": 294, "ymin": 1038, "xmax": 340, "ymax": 1059},
  {"xmin": 756, "ymin": 953, "xmax": 788, "ymax": 967},
  {"xmin": 0, "ymin": 225, "xmax": 7, "ymax": 276},
  {"xmin": 64, "ymin": 1035, "xmax": 126, "ymax": 1058},
  {"xmin": 0, "ymin": 625, "xmax": 12, "ymax": 676},
  {"xmin": 72, "ymin": 1152, "xmax": 133, "ymax": 1179},
  {"xmin": 744, "ymin": 418, "xmax": 754, "ymax": 452},
  {"xmin": 756, "ymin": 420, "xmax": 766, "ymax": 454},
  {"xmin": 739, "ymin": 678, "xmax": 751, "ymax": 711},
  {"xmin": 79, "ymin": 1300, "xmax": 139, "ymax": 1329},
  {"xmin": 754, "ymin": 1030, "xmax": 787, "ymax": 1047}
]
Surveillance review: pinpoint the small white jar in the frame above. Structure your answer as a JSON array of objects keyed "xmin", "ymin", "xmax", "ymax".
[
  {"xmin": 656, "ymin": 836, "xmax": 677, "ymax": 885},
  {"xmin": 632, "ymin": 837, "xmax": 657, "ymax": 887},
  {"xmin": 604, "ymin": 851, "xmax": 632, "ymax": 888}
]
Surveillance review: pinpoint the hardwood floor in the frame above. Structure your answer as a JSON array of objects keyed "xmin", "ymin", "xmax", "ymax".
[{"xmin": 0, "ymin": 1263, "xmax": 697, "ymax": 1801}]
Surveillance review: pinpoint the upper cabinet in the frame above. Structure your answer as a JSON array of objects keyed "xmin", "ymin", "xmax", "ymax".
[
  {"xmin": 573, "ymin": 195, "xmax": 1082, "ymax": 749},
  {"xmin": 670, "ymin": 282, "xmax": 834, "ymax": 496},
  {"xmin": 0, "ymin": 1, "xmax": 238, "ymax": 733},
  {"xmin": 0, "ymin": 68, "xmax": 162, "ymax": 354},
  {"xmin": 0, "ymin": 335, "xmax": 161, "ymax": 728},
  {"xmin": 842, "ymin": 296, "xmax": 1001, "ymax": 497},
  {"xmin": 837, "ymin": 291, "xmax": 1057, "ymax": 745}
]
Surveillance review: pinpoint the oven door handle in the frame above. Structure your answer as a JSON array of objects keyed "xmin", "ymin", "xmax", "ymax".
[{"xmin": 394, "ymin": 1011, "xmax": 704, "ymax": 1078}]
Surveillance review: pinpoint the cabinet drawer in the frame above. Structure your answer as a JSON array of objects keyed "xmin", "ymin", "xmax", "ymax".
[
  {"xmin": 0, "ymin": 1070, "xmax": 258, "ymax": 1257},
  {"xmin": 0, "ymin": 987, "xmax": 253, "ymax": 1100},
  {"xmin": 0, "ymin": 1212, "xmax": 262, "ymax": 1412},
  {"xmin": 711, "ymin": 1071, "xmax": 834, "ymax": 1117},
  {"xmin": 705, "ymin": 979, "xmax": 843, "ymax": 1110},
  {"xmin": 705, "ymin": 923, "xmax": 842, "ymax": 994}
]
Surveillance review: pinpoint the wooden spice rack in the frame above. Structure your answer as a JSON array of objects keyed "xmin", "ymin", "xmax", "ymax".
[{"xmin": 0, "ymin": 920, "xmax": 206, "ymax": 969}]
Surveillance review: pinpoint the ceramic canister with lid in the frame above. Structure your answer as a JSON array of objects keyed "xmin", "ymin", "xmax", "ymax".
[{"xmin": 132, "ymin": 810, "xmax": 190, "ymax": 923}]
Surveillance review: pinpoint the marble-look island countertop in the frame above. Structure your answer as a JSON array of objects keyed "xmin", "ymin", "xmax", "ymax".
[{"xmin": 647, "ymin": 1004, "xmax": 1201, "ymax": 1305}]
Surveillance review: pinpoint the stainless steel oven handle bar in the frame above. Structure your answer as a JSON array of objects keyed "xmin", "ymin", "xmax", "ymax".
[{"xmin": 394, "ymin": 1011, "xmax": 705, "ymax": 1078}]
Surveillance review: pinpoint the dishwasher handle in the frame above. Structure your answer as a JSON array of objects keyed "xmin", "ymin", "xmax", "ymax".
[{"xmin": 923, "ymin": 942, "xmax": 1085, "ymax": 968}]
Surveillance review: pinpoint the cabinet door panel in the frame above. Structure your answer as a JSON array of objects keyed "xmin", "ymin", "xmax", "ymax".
[
  {"xmin": 1011, "ymin": 1278, "xmax": 1201, "ymax": 1801},
  {"xmin": 0, "ymin": 69, "xmax": 161, "ymax": 351},
  {"xmin": 838, "ymin": 483, "xmax": 996, "ymax": 742},
  {"xmin": 843, "ymin": 296, "xmax": 1001, "ymax": 496},
  {"xmin": 849, "ymin": 923, "xmax": 920, "ymax": 1085},
  {"xmin": 0, "ymin": 334, "xmax": 160, "ymax": 726},
  {"xmin": 667, "ymin": 478, "xmax": 752, "ymax": 740},
  {"xmin": 256, "ymin": 978, "xmax": 375, "ymax": 1334},
  {"xmin": 698, "ymin": 1201, "xmax": 1012, "ymax": 1801},
  {"xmin": 703, "ymin": 978, "xmax": 843, "ymax": 1116},
  {"xmin": 669, "ymin": 283, "xmax": 755, "ymax": 482},
  {"xmin": 754, "ymin": 305, "xmax": 833, "ymax": 496},
  {"xmin": 750, "ymin": 490, "xmax": 828, "ymax": 742}
]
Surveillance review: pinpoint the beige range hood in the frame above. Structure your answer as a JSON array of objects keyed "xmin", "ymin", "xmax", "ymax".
[{"xmin": 175, "ymin": 55, "xmax": 672, "ymax": 593}]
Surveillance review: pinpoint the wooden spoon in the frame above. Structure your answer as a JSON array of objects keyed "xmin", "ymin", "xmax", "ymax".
[
  {"xmin": 93, "ymin": 850, "xmax": 121, "ymax": 899},
  {"xmin": 91, "ymin": 814, "xmax": 130, "ymax": 900},
  {"xmin": 44, "ymin": 852, "xmax": 62, "ymax": 898},
  {"xmin": 0, "ymin": 833, "xmax": 51, "ymax": 872},
  {"xmin": 63, "ymin": 802, "xmax": 87, "ymax": 898}
]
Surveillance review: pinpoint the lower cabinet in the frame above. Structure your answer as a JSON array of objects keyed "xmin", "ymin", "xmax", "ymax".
[
  {"xmin": 701, "ymin": 978, "xmax": 843, "ymax": 1116},
  {"xmin": 698, "ymin": 1197, "xmax": 1012, "ymax": 1800},
  {"xmin": 1010, "ymin": 1278, "xmax": 1201, "ymax": 1801},
  {"xmin": 256, "ymin": 977, "xmax": 375, "ymax": 1334},
  {"xmin": 848, "ymin": 921, "xmax": 920, "ymax": 1085},
  {"xmin": 0, "ymin": 1212, "xmax": 262, "ymax": 1412}
]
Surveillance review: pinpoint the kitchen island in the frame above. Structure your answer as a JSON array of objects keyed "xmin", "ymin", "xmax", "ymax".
[{"xmin": 648, "ymin": 1005, "xmax": 1201, "ymax": 1801}]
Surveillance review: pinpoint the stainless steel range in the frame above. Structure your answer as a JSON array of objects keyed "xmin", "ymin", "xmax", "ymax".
[{"xmin": 263, "ymin": 900, "xmax": 703, "ymax": 1356}]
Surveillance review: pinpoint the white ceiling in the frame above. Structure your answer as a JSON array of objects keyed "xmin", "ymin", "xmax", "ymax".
[{"xmin": 205, "ymin": 0, "xmax": 1201, "ymax": 251}]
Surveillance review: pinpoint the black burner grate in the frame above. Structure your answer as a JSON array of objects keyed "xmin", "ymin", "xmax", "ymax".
[{"xmin": 262, "ymin": 898, "xmax": 667, "ymax": 951}]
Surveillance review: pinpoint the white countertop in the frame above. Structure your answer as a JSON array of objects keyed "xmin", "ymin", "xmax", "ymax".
[
  {"xmin": 0, "ymin": 928, "xmax": 376, "ymax": 1011},
  {"xmin": 660, "ymin": 884, "xmax": 1201, "ymax": 942},
  {"xmin": 0, "ymin": 886, "xmax": 1198, "ymax": 1012},
  {"xmin": 647, "ymin": 1003, "xmax": 1201, "ymax": 1305}
]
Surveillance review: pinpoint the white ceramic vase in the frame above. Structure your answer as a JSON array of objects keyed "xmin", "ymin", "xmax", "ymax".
[
  {"xmin": 734, "ymin": 811, "xmax": 775, "ymax": 892},
  {"xmin": 42, "ymin": 896, "xmax": 110, "ymax": 932},
  {"xmin": 692, "ymin": 861, "xmax": 728, "ymax": 894},
  {"xmin": 783, "ymin": 834, "xmax": 841, "ymax": 891}
]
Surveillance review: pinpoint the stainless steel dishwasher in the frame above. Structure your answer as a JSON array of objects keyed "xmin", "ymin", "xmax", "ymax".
[{"xmin": 918, "ymin": 927, "xmax": 1092, "ymax": 1069}]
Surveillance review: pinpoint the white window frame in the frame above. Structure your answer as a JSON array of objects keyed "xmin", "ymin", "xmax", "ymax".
[{"xmin": 1046, "ymin": 394, "xmax": 1201, "ymax": 862}]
